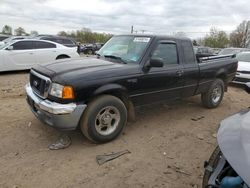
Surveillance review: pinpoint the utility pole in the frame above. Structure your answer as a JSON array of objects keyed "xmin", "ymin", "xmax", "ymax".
[{"xmin": 131, "ymin": 25, "xmax": 134, "ymax": 34}]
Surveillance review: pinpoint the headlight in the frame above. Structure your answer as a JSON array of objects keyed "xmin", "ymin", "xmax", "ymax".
[{"xmin": 49, "ymin": 83, "xmax": 74, "ymax": 99}]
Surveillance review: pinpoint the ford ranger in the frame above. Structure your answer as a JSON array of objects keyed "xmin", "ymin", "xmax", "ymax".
[{"xmin": 25, "ymin": 35, "xmax": 238, "ymax": 143}]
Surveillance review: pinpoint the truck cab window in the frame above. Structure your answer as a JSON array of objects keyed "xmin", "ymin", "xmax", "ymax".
[
  {"xmin": 152, "ymin": 43, "xmax": 178, "ymax": 65},
  {"xmin": 181, "ymin": 41, "xmax": 196, "ymax": 63}
]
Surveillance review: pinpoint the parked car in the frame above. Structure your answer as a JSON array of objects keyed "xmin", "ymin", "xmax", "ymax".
[
  {"xmin": 194, "ymin": 46, "xmax": 215, "ymax": 59},
  {"xmin": 0, "ymin": 36, "xmax": 28, "ymax": 46},
  {"xmin": 212, "ymin": 48, "xmax": 222, "ymax": 55},
  {"xmin": 25, "ymin": 34, "xmax": 238, "ymax": 143},
  {"xmin": 35, "ymin": 35, "xmax": 77, "ymax": 48},
  {"xmin": 0, "ymin": 39, "xmax": 79, "ymax": 72},
  {"xmin": 0, "ymin": 34, "xmax": 10, "ymax": 41},
  {"xmin": 218, "ymin": 47, "xmax": 250, "ymax": 55},
  {"xmin": 232, "ymin": 51, "xmax": 250, "ymax": 84},
  {"xmin": 80, "ymin": 43, "xmax": 104, "ymax": 54}
]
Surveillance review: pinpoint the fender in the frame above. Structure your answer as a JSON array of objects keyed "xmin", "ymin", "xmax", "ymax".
[
  {"xmin": 215, "ymin": 68, "xmax": 227, "ymax": 78},
  {"xmin": 93, "ymin": 83, "xmax": 128, "ymax": 96}
]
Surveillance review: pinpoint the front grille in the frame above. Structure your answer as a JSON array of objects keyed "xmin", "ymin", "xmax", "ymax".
[{"xmin": 30, "ymin": 70, "xmax": 51, "ymax": 98}]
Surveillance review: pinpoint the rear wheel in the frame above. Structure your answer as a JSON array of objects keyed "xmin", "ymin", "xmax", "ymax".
[
  {"xmin": 201, "ymin": 79, "xmax": 224, "ymax": 108},
  {"xmin": 80, "ymin": 95, "xmax": 127, "ymax": 143},
  {"xmin": 56, "ymin": 55, "xmax": 70, "ymax": 60}
]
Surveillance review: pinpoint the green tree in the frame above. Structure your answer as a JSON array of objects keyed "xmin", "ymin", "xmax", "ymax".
[
  {"xmin": 204, "ymin": 28, "xmax": 229, "ymax": 48},
  {"xmin": 58, "ymin": 31, "xmax": 68, "ymax": 36},
  {"xmin": 2, "ymin": 25, "xmax": 12, "ymax": 35},
  {"xmin": 230, "ymin": 20, "xmax": 250, "ymax": 48},
  {"xmin": 14, "ymin": 27, "xmax": 26, "ymax": 36},
  {"xmin": 30, "ymin": 30, "xmax": 38, "ymax": 36},
  {"xmin": 57, "ymin": 28, "xmax": 113, "ymax": 43}
]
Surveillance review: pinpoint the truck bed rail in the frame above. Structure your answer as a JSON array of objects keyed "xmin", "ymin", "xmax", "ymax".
[{"xmin": 199, "ymin": 54, "xmax": 236, "ymax": 63}]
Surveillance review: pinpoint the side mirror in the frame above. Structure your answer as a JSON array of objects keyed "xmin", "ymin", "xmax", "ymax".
[
  {"xmin": 245, "ymin": 82, "xmax": 250, "ymax": 94},
  {"xmin": 6, "ymin": 45, "xmax": 13, "ymax": 50},
  {"xmin": 148, "ymin": 58, "xmax": 164, "ymax": 68}
]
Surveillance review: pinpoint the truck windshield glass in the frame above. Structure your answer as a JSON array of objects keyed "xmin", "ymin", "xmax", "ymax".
[{"xmin": 98, "ymin": 36, "xmax": 151, "ymax": 63}]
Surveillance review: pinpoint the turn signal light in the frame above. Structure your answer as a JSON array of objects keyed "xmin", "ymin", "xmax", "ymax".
[{"xmin": 62, "ymin": 86, "xmax": 74, "ymax": 99}]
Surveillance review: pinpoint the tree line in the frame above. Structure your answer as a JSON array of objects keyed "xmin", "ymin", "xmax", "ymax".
[
  {"xmin": 194, "ymin": 20, "xmax": 250, "ymax": 48},
  {"xmin": 1, "ymin": 20, "xmax": 250, "ymax": 47},
  {"xmin": 0, "ymin": 25, "xmax": 113, "ymax": 43}
]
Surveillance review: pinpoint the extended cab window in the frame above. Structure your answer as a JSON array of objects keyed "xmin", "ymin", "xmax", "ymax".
[
  {"xmin": 181, "ymin": 41, "xmax": 196, "ymax": 64},
  {"xmin": 35, "ymin": 41, "xmax": 56, "ymax": 49},
  {"xmin": 152, "ymin": 43, "xmax": 178, "ymax": 65},
  {"xmin": 12, "ymin": 41, "xmax": 34, "ymax": 50}
]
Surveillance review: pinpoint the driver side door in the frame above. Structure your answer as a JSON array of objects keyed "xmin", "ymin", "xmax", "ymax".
[
  {"xmin": 4, "ymin": 41, "xmax": 36, "ymax": 70},
  {"xmin": 131, "ymin": 41, "xmax": 184, "ymax": 105}
]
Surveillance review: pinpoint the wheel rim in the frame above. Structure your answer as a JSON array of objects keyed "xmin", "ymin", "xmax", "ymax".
[
  {"xmin": 211, "ymin": 85, "xmax": 222, "ymax": 104},
  {"xmin": 95, "ymin": 106, "xmax": 121, "ymax": 136}
]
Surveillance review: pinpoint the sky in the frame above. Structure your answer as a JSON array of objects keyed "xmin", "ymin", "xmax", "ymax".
[{"xmin": 0, "ymin": 0, "xmax": 249, "ymax": 39}]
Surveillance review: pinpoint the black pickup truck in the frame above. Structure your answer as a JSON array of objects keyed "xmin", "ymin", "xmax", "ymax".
[{"xmin": 26, "ymin": 34, "xmax": 238, "ymax": 143}]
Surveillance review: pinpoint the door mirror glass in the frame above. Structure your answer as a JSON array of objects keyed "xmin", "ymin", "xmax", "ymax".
[
  {"xmin": 245, "ymin": 82, "xmax": 250, "ymax": 94},
  {"xmin": 149, "ymin": 58, "xmax": 164, "ymax": 68},
  {"xmin": 6, "ymin": 45, "xmax": 13, "ymax": 50}
]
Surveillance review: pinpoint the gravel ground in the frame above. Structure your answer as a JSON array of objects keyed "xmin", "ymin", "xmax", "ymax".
[{"xmin": 0, "ymin": 72, "xmax": 249, "ymax": 188}]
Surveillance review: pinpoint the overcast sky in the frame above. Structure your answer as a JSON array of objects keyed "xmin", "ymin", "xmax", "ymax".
[{"xmin": 0, "ymin": 0, "xmax": 249, "ymax": 38}]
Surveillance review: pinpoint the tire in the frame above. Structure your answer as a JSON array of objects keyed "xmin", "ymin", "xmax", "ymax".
[
  {"xmin": 80, "ymin": 95, "xmax": 127, "ymax": 143},
  {"xmin": 202, "ymin": 146, "xmax": 221, "ymax": 188},
  {"xmin": 201, "ymin": 79, "xmax": 224, "ymax": 108}
]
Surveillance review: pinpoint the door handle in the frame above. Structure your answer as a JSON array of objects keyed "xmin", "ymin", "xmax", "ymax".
[{"xmin": 176, "ymin": 70, "xmax": 184, "ymax": 76}]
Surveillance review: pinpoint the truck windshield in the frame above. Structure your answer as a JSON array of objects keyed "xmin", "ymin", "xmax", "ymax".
[{"xmin": 97, "ymin": 36, "xmax": 151, "ymax": 63}]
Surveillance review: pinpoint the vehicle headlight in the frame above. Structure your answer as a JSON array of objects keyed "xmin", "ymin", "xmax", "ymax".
[{"xmin": 49, "ymin": 83, "xmax": 74, "ymax": 99}]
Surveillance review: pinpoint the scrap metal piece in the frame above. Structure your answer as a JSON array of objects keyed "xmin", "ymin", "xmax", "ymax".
[
  {"xmin": 48, "ymin": 134, "xmax": 71, "ymax": 150},
  {"xmin": 96, "ymin": 150, "xmax": 131, "ymax": 165}
]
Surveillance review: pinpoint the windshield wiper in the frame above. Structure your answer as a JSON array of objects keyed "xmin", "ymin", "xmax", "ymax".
[{"xmin": 103, "ymin": 55, "xmax": 127, "ymax": 64}]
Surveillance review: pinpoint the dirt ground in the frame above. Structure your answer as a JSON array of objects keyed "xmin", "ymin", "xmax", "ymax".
[{"xmin": 0, "ymin": 72, "xmax": 249, "ymax": 188}]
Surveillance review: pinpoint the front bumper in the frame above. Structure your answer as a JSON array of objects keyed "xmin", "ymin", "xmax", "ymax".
[
  {"xmin": 232, "ymin": 72, "xmax": 250, "ymax": 84},
  {"xmin": 25, "ymin": 84, "xmax": 87, "ymax": 130}
]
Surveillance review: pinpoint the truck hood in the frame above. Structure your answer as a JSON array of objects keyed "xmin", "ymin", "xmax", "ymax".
[
  {"xmin": 33, "ymin": 57, "xmax": 140, "ymax": 85},
  {"xmin": 218, "ymin": 108, "xmax": 250, "ymax": 185}
]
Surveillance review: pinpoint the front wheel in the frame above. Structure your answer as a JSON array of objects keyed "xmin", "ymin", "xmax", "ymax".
[
  {"xmin": 80, "ymin": 95, "xmax": 127, "ymax": 143},
  {"xmin": 201, "ymin": 79, "xmax": 225, "ymax": 108}
]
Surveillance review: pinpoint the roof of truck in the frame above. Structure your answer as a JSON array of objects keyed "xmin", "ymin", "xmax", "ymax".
[{"xmin": 116, "ymin": 34, "xmax": 191, "ymax": 41}]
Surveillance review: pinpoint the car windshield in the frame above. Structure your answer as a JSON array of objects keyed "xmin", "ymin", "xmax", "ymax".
[
  {"xmin": 219, "ymin": 48, "xmax": 241, "ymax": 55},
  {"xmin": 236, "ymin": 53, "xmax": 250, "ymax": 62},
  {"xmin": 97, "ymin": 35, "xmax": 151, "ymax": 63}
]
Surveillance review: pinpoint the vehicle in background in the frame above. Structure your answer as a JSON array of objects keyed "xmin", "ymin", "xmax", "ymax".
[
  {"xmin": 218, "ymin": 47, "xmax": 250, "ymax": 55},
  {"xmin": 25, "ymin": 34, "xmax": 238, "ymax": 143},
  {"xmin": 80, "ymin": 43, "xmax": 104, "ymax": 54},
  {"xmin": 194, "ymin": 46, "xmax": 215, "ymax": 59},
  {"xmin": 202, "ymin": 83, "xmax": 250, "ymax": 188},
  {"xmin": 0, "ymin": 36, "xmax": 28, "ymax": 46},
  {"xmin": 232, "ymin": 52, "xmax": 250, "ymax": 84},
  {"xmin": 0, "ymin": 34, "xmax": 10, "ymax": 41},
  {"xmin": 212, "ymin": 48, "xmax": 222, "ymax": 55},
  {"xmin": 35, "ymin": 35, "xmax": 77, "ymax": 48},
  {"xmin": 0, "ymin": 39, "xmax": 79, "ymax": 72}
]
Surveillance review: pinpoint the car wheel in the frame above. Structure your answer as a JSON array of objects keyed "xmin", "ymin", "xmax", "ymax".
[
  {"xmin": 202, "ymin": 146, "xmax": 221, "ymax": 188},
  {"xmin": 201, "ymin": 79, "xmax": 224, "ymax": 108},
  {"xmin": 80, "ymin": 95, "xmax": 127, "ymax": 143},
  {"xmin": 56, "ymin": 55, "xmax": 70, "ymax": 60}
]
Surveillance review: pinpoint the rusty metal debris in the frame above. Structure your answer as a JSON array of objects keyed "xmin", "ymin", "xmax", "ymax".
[{"xmin": 96, "ymin": 150, "xmax": 131, "ymax": 165}]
